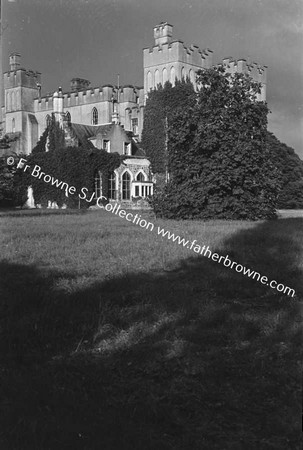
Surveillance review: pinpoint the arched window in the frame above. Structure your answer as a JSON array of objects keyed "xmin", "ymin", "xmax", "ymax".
[
  {"xmin": 147, "ymin": 71, "xmax": 152, "ymax": 91},
  {"xmin": 155, "ymin": 69, "xmax": 159, "ymax": 87},
  {"xmin": 136, "ymin": 172, "xmax": 145, "ymax": 182},
  {"xmin": 108, "ymin": 172, "xmax": 116, "ymax": 200},
  {"xmin": 65, "ymin": 111, "xmax": 71, "ymax": 124},
  {"xmin": 94, "ymin": 170, "xmax": 102, "ymax": 200},
  {"xmin": 122, "ymin": 172, "xmax": 131, "ymax": 200},
  {"xmin": 189, "ymin": 69, "xmax": 195, "ymax": 84},
  {"xmin": 46, "ymin": 114, "xmax": 51, "ymax": 128},
  {"xmin": 92, "ymin": 107, "xmax": 98, "ymax": 125},
  {"xmin": 181, "ymin": 67, "xmax": 186, "ymax": 80},
  {"xmin": 170, "ymin": 66, "xmax": 176, "ymax": 85},
  {"xmin": 12, "ymin": 92, "xmax": 16, "ymax": 110},
  {"xmin": 162, "ymin": 67, "xmax": 168, "ymax": 84},
  {"xmin": 7, "ymin": 92, "xmax": 11, "ymax": 111},
  {"xmin": 12, "ymin": 118, "xmax": 15, "ymax": 133}
]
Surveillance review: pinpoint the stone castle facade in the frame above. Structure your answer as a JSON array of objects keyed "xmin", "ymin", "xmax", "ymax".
[
  {"xmin": 2, "ymin": 22, "xmax": 267, "ymax": 208},
  {"xmin": 2, "ymin": 22, "xmax": 267, "ymax": 157}
]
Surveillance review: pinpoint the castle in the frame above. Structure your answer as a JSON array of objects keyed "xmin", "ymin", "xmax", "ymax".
[{"xmin": 1, "ymin": 22, "xmax": 267, "ymax": 206}]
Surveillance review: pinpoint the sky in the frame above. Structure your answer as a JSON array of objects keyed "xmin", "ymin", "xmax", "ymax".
[{"xmin": 2, "ymin": 0, "xmax": 303, "ymax": 157}]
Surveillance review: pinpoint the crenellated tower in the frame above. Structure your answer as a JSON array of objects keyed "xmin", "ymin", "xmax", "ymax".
[
  {"xmin": 222, "ymin": 57, "xmax": 267, "ymax": 101},
  {"xmin": 143, "ymin": 22, "xmax": 213, "ymax": 98},
  {"xmin": 3, "ymin": 53, "xmax": 41, "ymax": 153}
]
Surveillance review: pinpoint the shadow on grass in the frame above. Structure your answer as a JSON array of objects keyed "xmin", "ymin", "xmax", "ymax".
[{"xmin": 0, "ymin": 219, "xmax": 302, "ymax": 449}]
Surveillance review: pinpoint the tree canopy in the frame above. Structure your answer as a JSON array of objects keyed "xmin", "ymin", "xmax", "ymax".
[
  {"xmin": 150, "ymin": 67, "xmax": 281, "ymax": 220},
  {"xmin": 266, "ymin": 132, "xmax": 303, "ymax": 209}
]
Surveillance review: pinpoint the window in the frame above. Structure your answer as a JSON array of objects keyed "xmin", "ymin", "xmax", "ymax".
[
  {"xmin": 12, "ymin": 92, "xmax": 16, "ymax": 110},
  {"xmin": 65, "ymin": 111, "xmax": 71, "ymax": 124},
  {"xmin": 103, "ymin": 139, "xmax": 110, "ymax": 152},
  {"xmin": 147, "ymin": 71, "xmax": 152, "ymax": 91},
  {"xmin": 136, "ymin": 172, "xmax": 145, "ymax": 182},
  {"xmin": 123, "ymin": 142, "xmax": 131, "ymax": 155},
  {"xmin": 7, "ymin": 92, "xmax": 11, "ymax": 111},
  {"xmin": 170, "ymin": 66, "xmax": 175, "ymax": 86},
  {"xmin": 155, "ymin": 69, "xmax": 159, "ymax": 86},
  {"xmin": 12, "ymin": 118, "xmax": 15, "ymax": 133},
  {"xmin": 122, "ymin": 172, "xmax": 131, "ymax": 200},
  {"xmin": 135, "ymin": 186, "xmax": 139, "ymax": 197},
  {"xmin": 92, "ymin": 107, "xmax": 98, "ymax": 125},
  {"xmin": 162, "ymin": 67, "xmax": 168, "ymax": 84},
  {"xmin": 131, "ymin": 118, "xmax": 138, "ymax": 136},
  {"xmin": 94, "ymin": 170, "xmax": 102, "ymax": 200},
  {"xmin": 108, "ymin": 172, "xmax": 116, "ymax": 200}
]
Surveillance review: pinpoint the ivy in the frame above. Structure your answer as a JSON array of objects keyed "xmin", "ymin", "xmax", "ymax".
[
  {"xmin": 141, "ymin": 78, "xmax": 195, "ymax": 173},
  {"xmin": 266, "ymin": 132, "xmax": 303, "ymax": 209},
  {"xmin": 17, "ymin": 147, "xmax": 121, "ymax": 209},
  {"xmin": 151, "ymin": 67, "xmax": 281, "ymax": 220}
]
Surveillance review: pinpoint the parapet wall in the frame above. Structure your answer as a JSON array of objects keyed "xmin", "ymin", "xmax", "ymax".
[
  {"xmin": 144, "ymin": 41, "xmax": 213, "ymax": 69},
  {"xmin": 222, "ymin": 57, "xmax": 267, "ymax": 100},
  {"xmin": 34, "ymin": 85, "xmax": 144, "ymax": 112},
  {"xmin": 4, "ymin": 69, "xmax": 41, "ymax": 90}
]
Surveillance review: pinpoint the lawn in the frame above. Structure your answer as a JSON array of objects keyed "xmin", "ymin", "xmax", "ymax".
[{"xmin": 0, "ymin": 209, "xmax": 302, "ymax": 449}]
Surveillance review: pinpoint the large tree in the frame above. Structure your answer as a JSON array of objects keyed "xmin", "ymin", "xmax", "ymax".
[
  {"xmin": 152, "ymin": 67, "xmax": 281, "ymax": 220},
  {"xmin": 266, "ymin": 132, "xmax": 303, "ymax": 209}
]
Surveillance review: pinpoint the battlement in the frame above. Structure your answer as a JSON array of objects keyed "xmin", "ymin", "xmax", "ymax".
[
  {"xmin": 34, "ymin": 84, "xmax": 145, "ymax": 112},
  {"xmin": 221, "ymin": 57, "xmax": 267, "ymax": 100},
  {"xmin": 4, "ymin": 68, "xmax": 41, "ymax": 89},
  {"xmin": 222, "ymin": 57, "xmax": 267, "ymax": 84},
  {"xmin": 144, "ymin": 40, "xmax": 213, "ymax": 69}
]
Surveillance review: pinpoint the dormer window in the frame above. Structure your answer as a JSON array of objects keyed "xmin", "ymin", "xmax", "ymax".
[
  {"xmin": 103, "ymin": 140, "xmax": 110, "ymax": 152},
  {"xmin": 123, "ymin": 142, "xmax": 131, "ymax": 155},
  {"xmin": 131, "ymin": 118, "xmax": 138, "ymax": 135}
]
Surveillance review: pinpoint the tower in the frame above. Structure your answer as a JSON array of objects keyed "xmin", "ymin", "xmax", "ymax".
[
  {"xmin": 3, "ymin": 53, "xmax": 41, "ymax": 153},
  {"xmin": 143, "ymin": 22, "xmax": 213, "ymax": 99}
]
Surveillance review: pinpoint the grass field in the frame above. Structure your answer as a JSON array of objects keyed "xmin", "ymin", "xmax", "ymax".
[{"xmin": 0, "ymin": 209, "xmax": 302, "ymax": 449}]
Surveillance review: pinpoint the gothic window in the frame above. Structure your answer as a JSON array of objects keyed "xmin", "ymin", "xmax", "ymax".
[
  {"xmin": 92, "ymin": 107, "xmax": 98, "ymax": 125},
  {"xmin": 162, "ymin": 67, "xmax": 168, "ymax": 84},
  {"xmin": 136, "ymin": 172, "xmax": 145, "ymax": 182},
  {"xmin": 94, "ymin": 170, "xmax": 102, "ymax": 200},
  {"xmin": 7, "ymin": 92, "xmax": 11, "ymax": 111},
  {"xmin": 12, "ymin": 92, "xmax": 16, "ymax": 110},
  {"xmin": 181, "ymin": 67, "xmax": 185, "ymax": 80},
  {"xmin": 65, "ymin": 111, "xmax": 71, "ymax": 124},
  {"xmin": 108, "ymin": 172, "xmax": 116, "ymax": 200},
  {"xmin": 155, "ymin": 69, "xmax": 159, "ymax": 87},
  {"xmin": 170, "ymin": 66, "xmax": 176, "ymax": 86},
  {"xmin": 189, "ymin": 69, "xmax": 195, "ymax": 84},
  {"xmin": 12, "ymin": 118, "xmax": 15, "ymax": 133},
  {"xmin": 131, "ymin": 118, "xmax": 138, "ymax": 135},
  {"xmin": 122, "ymin": 172, "xmax": 131, "ymax": 200},
  {"xmin": 147, "ymin": 71, "xmax": 152, "ymax": 91}
]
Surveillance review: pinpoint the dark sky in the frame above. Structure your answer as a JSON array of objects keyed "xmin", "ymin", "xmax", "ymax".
[{"xmin": 2, "ymin": 0, "xmax": 303, "ymax": 157}]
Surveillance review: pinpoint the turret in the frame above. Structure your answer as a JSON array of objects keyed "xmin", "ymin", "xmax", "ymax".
[
  {"xmin": 153, "ymin": 22, "xmax": 173, "ymax": 46},
  {"xmin": 9, "ymin": 52, "xmax": 21, "ymax": 71}
]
